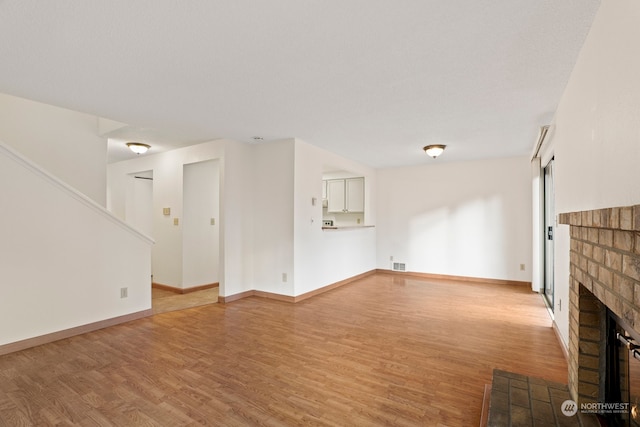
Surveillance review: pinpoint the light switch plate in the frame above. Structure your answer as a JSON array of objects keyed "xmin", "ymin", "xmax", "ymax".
[{"xmin": 173, "ymin": 218, "xmax": 179, "ymax": 226}]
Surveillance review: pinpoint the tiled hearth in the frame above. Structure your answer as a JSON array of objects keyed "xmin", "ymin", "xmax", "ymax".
[
  {"xmin": 558, "ymin": 205, "xmax": 640, "ymax": 403},
  {"xmin": 486, "ymin": 369, "xmax": 599, "ymax": 426}
]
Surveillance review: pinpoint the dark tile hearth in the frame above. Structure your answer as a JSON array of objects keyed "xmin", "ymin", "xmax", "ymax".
[{"xmin": 487, "ymin": 370, "xmax": 599, "ymax": 427}]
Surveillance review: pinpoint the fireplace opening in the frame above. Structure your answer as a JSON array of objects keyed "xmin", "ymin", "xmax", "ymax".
[{"xmin": 605, "ymin": 309, "xmax": 640, "ymax": 426}]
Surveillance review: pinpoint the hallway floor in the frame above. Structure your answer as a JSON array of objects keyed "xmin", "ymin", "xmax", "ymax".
[{"xmin": 151, "ymin": 287, "xmax": 218, "ymax": 315}]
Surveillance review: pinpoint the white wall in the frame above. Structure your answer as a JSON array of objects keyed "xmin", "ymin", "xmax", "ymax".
[
  {"xmin": 126, "ymin": 170, "xmax": 154, "ymax": 236},
  {"xmin": 109, "ymin": 141, "xmax": 219, "ymax": 289},
  {"xmin": 219, "ymin": 140, "xmax": 255, "ymax": 296},
  {"xmin": 0, "ymin": 93, "xmax": 107, "ymax": 205},
  {"xmin": 376, "ymin": 156, "xmax": 532, "ymax": 282},
  {"xmin": 108, "ymin": 139, "xmax": 254, "ymax": 297},
  {"xmin": 554, "ymin": 0, "xmax": 640, "ymax": 213},
  {"xmin": 294, "ymin": 139, "xmax": 377, "ymax": 296},
  {"xmin": 183, "ymin": 160, "xmax": 220, "ymax": 287},
  {"xmin": 251, "ymin": 140, "xmax": 295, "ymax": 296},
  {"xmin": 0, "ymin": 141, "xmax": 152, "ymax": 346},
  {"xmin": 545, "ymin": 0, "xmax": 640, "ymax": 346},
  {"xmin": 109, "ymin": 138, "xmax": 378, "ymax": 299}
]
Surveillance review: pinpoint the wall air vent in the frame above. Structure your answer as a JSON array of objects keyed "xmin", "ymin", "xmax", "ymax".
[{"xmin": 392, "ymin": 262, "xmax": 406, "ymax": 272}]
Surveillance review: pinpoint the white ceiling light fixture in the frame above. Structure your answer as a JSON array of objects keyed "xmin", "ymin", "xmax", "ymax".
[
  {"xmin": 423, "ymin": 144, "xmax": 446, "ymax": 159},
  {"xmin": 126, "ymin": 142, "xmax": 151, "ymax": 155}
]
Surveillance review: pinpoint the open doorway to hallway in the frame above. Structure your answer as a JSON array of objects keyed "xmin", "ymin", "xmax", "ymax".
[
  {"xmin": 151, "ymin": 159, "xmax": 221, "ymax": 313},
  {"xmin": 125, "ymin": 159, "xmax": 221, "ymax": 314}
]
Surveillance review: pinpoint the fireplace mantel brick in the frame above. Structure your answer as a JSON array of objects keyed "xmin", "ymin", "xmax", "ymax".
[
  {"xmin": 559, "ymin": 206, "xmax": 640, "ymax": 232},
  {"xmin": 559, "ymin": 205, "xmax": 640, "ymax": 403}
]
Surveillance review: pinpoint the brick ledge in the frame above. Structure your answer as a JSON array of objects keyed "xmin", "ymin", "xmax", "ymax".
[{"xmin": 558, "ymin": 204, "xmax": 640, "ymax": 230}]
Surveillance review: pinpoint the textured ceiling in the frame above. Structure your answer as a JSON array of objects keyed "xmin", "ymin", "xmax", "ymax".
[{"xmin": 0, "ymin": 1, "xmax": 600, "ymax": 166}]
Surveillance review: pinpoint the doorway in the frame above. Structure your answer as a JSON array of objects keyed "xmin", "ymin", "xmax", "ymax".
[
  {"xmin": 543, "ymin": 158, "xmax": 555, "ymax": 309},
  {"xmin": 182, "ymin": 159, "xmax": 220, "ymax": 288},
  {"xmin": 124, "ymin": 166, "xmax": 221, "ymax": 314},
  {"xmin": 149, "ymin": 159, "xmax": 221, "ymax": 314}
]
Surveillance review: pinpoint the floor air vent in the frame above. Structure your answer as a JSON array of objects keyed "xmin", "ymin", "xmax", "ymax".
[{"xmin": 392, "ymin": 262, "xmax": 406, "ymax": 272}]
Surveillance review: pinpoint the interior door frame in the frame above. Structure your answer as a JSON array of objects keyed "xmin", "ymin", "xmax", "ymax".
[{"xmin": 543, "ymin": 158, "xmax": 555, "ymax": 310}]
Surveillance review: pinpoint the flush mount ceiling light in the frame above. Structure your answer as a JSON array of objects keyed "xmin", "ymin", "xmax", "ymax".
[
  {"xmin": 423, "ymin": 144, "xmax": 446, "ymax": 159},
  {"xmin": 126, "ymin": 142, "xmax": 151, "ymax": 155}
]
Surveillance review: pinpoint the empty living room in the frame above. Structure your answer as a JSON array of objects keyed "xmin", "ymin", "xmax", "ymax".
[{"xmin": 2, "ymin": 1, "xmax": 640, "ymax": 426}]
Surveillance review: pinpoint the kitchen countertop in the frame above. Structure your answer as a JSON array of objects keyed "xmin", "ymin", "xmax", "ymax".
[{"xmin": 321, "ymin": 225, "xmax": 375, "ymax": 230}]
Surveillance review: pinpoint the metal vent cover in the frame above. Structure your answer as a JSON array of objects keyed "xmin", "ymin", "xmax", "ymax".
[{"xmin": 392, "ymin": 262, "xmax": 406, "ymax": 272}]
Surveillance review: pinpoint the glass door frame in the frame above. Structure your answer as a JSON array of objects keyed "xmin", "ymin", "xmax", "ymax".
[{"xmin": 543, "ymin": 158, "xmax": 555, "ymax": 310}]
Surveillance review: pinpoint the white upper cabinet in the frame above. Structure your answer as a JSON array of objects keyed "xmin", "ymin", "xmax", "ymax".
[
  {"xmin": 326, "ymin": 177, "xmax": 364, "ymax": 213},
  {"xmin": 345, "ymin": 177, "xmax": 364, "ymax": 212},
  {"xmin": 326, "ymin": 179, "xmax": 346, "ymax": 212}
]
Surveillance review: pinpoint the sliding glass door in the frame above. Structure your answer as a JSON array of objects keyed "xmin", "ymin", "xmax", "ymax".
[{"xmin": 543, "ymin": 159, "xmax": 555, "ymax": 309}]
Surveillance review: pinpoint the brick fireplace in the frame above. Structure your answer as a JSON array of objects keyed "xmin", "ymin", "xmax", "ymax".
[{"xmin": 559, "ymin": 205, "xmax": 640, "ymax": 405}]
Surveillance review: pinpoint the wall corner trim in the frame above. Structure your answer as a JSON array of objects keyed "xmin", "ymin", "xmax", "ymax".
[
  {"xmin": 153, "ymin": 282, "xmax": 219, "ymax": 294},
  {"xmin": 552, "ymin": 319, "xmax": 569, "ymax": 363},
  {"xmin": 218, "ymin": 270, "xmax": 377, "ymax": 304},
  {"xmin": 375, "ymin": 269, "xmax": 532, "ymax": 287},
  {"xmin": 0, "ymin": 309, "xmax": 153, "ymax": 356},
  {"xmin": 218, "ymin": 290, "xmax": 255, "ymax": 304}
]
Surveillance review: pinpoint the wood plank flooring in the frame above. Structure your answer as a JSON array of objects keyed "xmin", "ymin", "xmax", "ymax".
[
  {"xmin": 0, "ymin": 273, "xmax": 567, "ymax": 426},
  {"xmin": 152, "ymin": 288, "xmax": 218, "ymax": 315}
]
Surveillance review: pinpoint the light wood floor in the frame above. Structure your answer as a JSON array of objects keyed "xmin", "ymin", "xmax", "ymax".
[
  {"xmin": 0, "ymin": 273, "xmax": 567, "ymax": 426},
  {"xmin": 152, "ymin": 287, "xmax": 219, "ymax": 315}
]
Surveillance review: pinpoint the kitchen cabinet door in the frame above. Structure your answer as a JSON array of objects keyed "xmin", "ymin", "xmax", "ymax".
[
  {"xmin": 345, "ymin": 177, "xmax": 364, "ymax": 212},
  {"xmin": 326, "ymin": 179, "xmax": 346, "ymax": 213},
  {"xmin": 326, "ymin": 178, "xmax": 364, "ymax": 213}
]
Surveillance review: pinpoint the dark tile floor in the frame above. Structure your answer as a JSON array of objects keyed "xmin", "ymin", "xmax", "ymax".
[{"xmin": 487, "ymin": 370, "xmax": 600, "ymax": 427}]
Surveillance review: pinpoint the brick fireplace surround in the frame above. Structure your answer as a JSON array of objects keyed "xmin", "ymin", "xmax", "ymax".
[{"xmin": 559, "ymin": 205, "xmax": 640, "ymax": 403}]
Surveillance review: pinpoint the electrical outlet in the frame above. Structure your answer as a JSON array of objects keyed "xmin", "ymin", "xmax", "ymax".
[
  {"xmin": 520, "ymin": 263, "xmax": 525, "ymax": 271},
  {"xmin": 210, "ymin": 218, "xmax": 215, "ymax": 225},
  {"xmin": 173, "ymin": 218, "xmax": 179, "ymax": 226},
  {"xmin": 282, "ymin": 273, "xmax": 287, "ymax": 282},
  {"xmin": 120, "ymin": 287, "xmax": 128, "ymax": 298},
  {"xmin": 357, "ymin": 218, "xmax": 361, "ymax": 224},
  {"xmin": 390, "ymin": 255, "xmax": 394, "ymax": 261}
]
